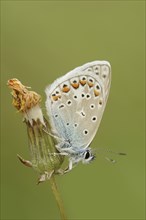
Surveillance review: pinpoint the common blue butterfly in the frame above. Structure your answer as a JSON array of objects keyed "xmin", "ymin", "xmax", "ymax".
[{"xmin": 45, "ymin": 61, "xmax": 111, "ymax": 173}]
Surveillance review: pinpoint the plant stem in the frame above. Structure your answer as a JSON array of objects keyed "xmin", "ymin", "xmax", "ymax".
[
  {"xmin": 8, "ymin": 79, "xmax": 67, "ymax": 219},
  {"xmin": 50, "ymin": 175, "xmax": 67, "ymax": 220}
]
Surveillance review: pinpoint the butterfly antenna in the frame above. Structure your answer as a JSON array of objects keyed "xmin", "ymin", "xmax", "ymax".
[
  {"xmin": 105, "ymin": 149, "xmax": 127, "ymax": 156},
  {"xmin": 92, "ymin": 147, "xmax": 126, "ymax": 156},
  {"xmin": 91, "ymin": 147, "xmax": 126, "ymax": 164},
  {"xmin": 105, "ymin": 157, "xmax": 117, "ymax": 163}
]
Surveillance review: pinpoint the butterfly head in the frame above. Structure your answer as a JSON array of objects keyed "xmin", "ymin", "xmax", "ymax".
[
  {"xmin": 82, "ymin": 149, "xmax": 95, "ymax": 164},
  {"xmin": 69, "ymin": 148, "xmax": 95, "ymax": 166}
]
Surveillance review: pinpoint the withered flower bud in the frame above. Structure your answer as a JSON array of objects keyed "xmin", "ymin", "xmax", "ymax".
[{"xmin": 7, "ymin": 79, "xmax": 64, "ymax": 183}]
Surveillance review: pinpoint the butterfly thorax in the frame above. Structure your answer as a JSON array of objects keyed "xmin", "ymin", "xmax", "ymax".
[{"xmin": 56, "ymin": 140, "xmax": 94, "ymax": 164}]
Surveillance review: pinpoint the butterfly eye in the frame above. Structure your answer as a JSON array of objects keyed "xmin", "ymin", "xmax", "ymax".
[
  {"xmin": 83, "ymin": 150, "xmax": 95, "ymax": 162},
  {"xmin": 84, "ymin": 150, "xmax": 90, "ymax": 159}
]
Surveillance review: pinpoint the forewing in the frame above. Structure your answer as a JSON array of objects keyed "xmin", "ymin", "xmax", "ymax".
[{"xmin": 45, "ymin": 61, "xmax": 111, "ymax": 149}]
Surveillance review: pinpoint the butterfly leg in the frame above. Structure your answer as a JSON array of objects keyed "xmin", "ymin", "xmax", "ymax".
[
  {"xmin": 64, "ymin": 157, "xmax": 80, "ymax": 173},
  {"xmin": 43, "ymin": 129, "xmax": 64, "ymax": 142},
  {"xmin": 55, "ymin": 168, "xmax": 65, "ymax": 175},
  {"xmin": 63, "ymin": 160, "xmax": 73, "ymax": 173},
  {"xmin": 48, "ymin": 152, "xmax": 68, "ymax": 156}
]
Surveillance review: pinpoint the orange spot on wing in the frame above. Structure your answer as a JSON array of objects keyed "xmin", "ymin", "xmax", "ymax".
[
  {"xmin": 80, "ymin": 80, "xmax": 86, "ymax": 86},
  {"xmin": 88, "ymin": 82, "xmax": 94, "ymax": 87},
  {"xmin": 94, "ymin": 89, "xmax": 100, "ymax": 97},
  {"xmin": 52, "ymin": 95, "xmax": 59, "ymax": 101},
  {"xmin": 71, "ymin": 83, "xmax": 79, "ymax": 89},
  {"xmin": 52, "ymin": 94, "xmax": 61, "ymax": 101},
  {"xmin": 62, "ymin": 86, "xmax": 70, "ymax": 93}
]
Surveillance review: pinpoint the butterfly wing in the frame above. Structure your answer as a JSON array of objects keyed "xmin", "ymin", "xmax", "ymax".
[{"xmin": 45, "ymin": 61, "xmax": 111, "ymax": 151}]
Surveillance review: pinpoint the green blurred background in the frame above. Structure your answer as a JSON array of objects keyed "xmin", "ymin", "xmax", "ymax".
[{"xmin": 1, "ymin": 1, "xmax": 145, "ymax": 220}]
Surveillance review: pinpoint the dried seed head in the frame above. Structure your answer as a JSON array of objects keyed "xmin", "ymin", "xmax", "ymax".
[
  {"xmin": 8, "ymin": 79, "xmax": 65, "ymax": 182},
  {"xmin": 7, "ymin": 78, "xmax": 45, "ymax": 126},
  {"xmin": 7, "ymin": 78, "xmax": 41, "ymax": 112}
]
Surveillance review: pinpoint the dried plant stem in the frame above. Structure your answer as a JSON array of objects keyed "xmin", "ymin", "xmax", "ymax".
[
  {"xmin": 50, "ymin": 175, "xmax": 67, "ymax": 220},
  {"xmin": 7, "ymin": 78, "xmax": 67, "ymax": 220}
]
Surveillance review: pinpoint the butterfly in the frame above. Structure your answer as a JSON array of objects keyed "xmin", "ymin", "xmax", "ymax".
[{"xmin": 45, "ymin": 61, "xmax": 111, "ymax": 173}]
